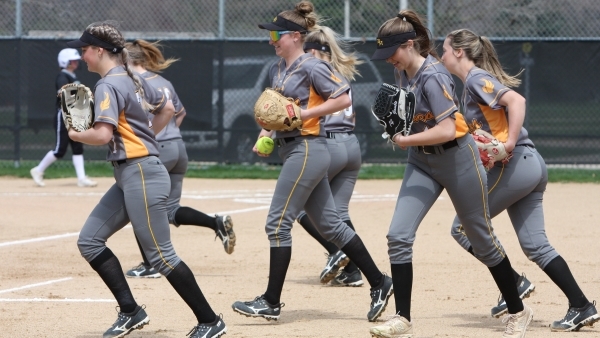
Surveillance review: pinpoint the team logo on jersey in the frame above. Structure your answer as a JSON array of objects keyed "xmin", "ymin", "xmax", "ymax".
[
  {"xmin": 467, "ymin": 119, "xmax": 483, "ymax": 133},
  {"xmin": 100, "ymin": 92, "xmax": 110, "ymax": 111},
  {"xmin": 413, "ymin": 111, "xmax": 435, "ymax": 123},
  {"xmin": 442, "ymin": 84, "xmax": 453, "ymax": 100},
  {"xmin": 482, "ymin": 79, "xmax": 494, "ymax": 93}
]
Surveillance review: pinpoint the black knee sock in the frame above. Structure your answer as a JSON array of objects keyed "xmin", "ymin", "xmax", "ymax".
[
  {"xmin": 468, "ymin": 246, "xmax": 520, "ymax": 283},
  {"xmin": 264, "ymin": 247, "xmax": 292, "ymax": 305},
  {"xmin": 341, "ymin": 220, "xmax": 358, "ymax": 274},
  {"xmin": 488, "ymin": 257, "xmax": 524, "ymax": 314},
  {"xmin": 391, "ymin": 263, "xmax": 413, "ymax": 321},
  {"xmin": 174, "ymin": 207, "xmax": 216, "ymax": 230},
  {"xmin": 165, "ymin": 261, "xmax": 216, "ymax": 324},
  {"xmin": 89, "ymin": 248, "xmax": 137, "ymax": 314},
  {"xmin": 543, "ymin": 255, "xmax": 589, "ymax": 308},
  {"xmin": 341, "ymin": 235, "xmax": 383, "ymax": 288},
  {"xmin": 297, "ymin": 214, "xmax": 338, "ymax": 254},
  {"xmin": 135, "ymin": 235, "xmax": 150, "ymax": 266}
]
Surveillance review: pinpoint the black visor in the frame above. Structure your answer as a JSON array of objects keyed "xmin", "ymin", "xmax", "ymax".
[
  {"xmin": 258, "ymin": 15, "xmax": 306, "ymax": 32},
  {"xmin": 67, "ymin": 31, "xmax": 123, "ymax": 54},
  {"xmin": 303, "ymin": 42, "xmax": 331, "ymax": 53},
  {"xmin": 370, "ymin": 31, "xmax": 417, "ymax": 60}
]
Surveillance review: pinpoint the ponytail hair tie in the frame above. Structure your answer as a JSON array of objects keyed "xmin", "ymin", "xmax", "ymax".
[{"xmin": 397, "ymin": 14, "xmax": 407, "ymax": 21}]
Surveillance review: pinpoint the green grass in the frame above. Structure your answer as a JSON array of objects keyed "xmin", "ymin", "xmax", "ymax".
[{"xmin": 1, "ymin": 160, "xmax": 599, "ymax": 182}]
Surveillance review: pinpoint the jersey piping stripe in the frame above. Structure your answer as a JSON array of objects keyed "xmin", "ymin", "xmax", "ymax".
[
  {"xmin": 467, "ymin": 142, "xmax": 505, "ymax": 258},
  {"xmin": 487, "ymin": 163, "xmax": 505, "ymax": 194},
  {"xmin": 274, "ymin": 139, "xmax": 309, "ymax": 247},
  {"xmin": 137, "ymin": 162, "xmax": 175, "ymax": 270}
]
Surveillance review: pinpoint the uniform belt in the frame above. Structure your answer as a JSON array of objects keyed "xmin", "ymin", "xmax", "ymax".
[
  {"xmin": 277, "ymin": 137, "xmax": 296, "ymax": 146},
  {"xmin": 326, "ymin": 131, "xmax": 354, "ymax": 138},
  {"xmin": 417, "ymin": 139, "xmax": 458, "ymax": 154},
  {"xmin": 111, "ymin": 159, "xmax": 127, "ymax": 167}
]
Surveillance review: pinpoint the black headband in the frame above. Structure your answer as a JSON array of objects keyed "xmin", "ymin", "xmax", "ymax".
[
  {"xmin": 67, "ymin": 31, "xmax": 124, "ymax": 53},
  {"xmin": 258, "ymin": 15, "xmax": 307, "ymax": 32},
  {"xmin": 303, "ymin": 42, "xmax": 331, "ymax": 53}
]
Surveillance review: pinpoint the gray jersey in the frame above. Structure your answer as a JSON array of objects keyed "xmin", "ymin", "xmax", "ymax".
[
  {"xmin": 323, "ymin": 89, "xmax": 355, "ymax": 132},
  {"xmin": 462, "ymin": 68, "xmax": 534, "ymax": 147},
  {"xmin": 269, "ymin": 54, "xmax": 350, "ymax": 138},
  {"xmin": 94, "ymin": 66, "xmax": 167, "ymax": 161},
  {"xmin": 395, "ymin": 55, "xmax": 470, "ymax": 139},
  {"xmin": 139, "ymin": 72, "xmax": 186, "ymax": 142}
]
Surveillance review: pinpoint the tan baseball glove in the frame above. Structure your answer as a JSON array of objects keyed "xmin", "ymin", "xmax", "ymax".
[
  {"xmin": 472, "ymin": 129, "xmax": 512, "ymax": 169},
  {"xmin": 254, "ymin": 88, "xmax": 302, "ymax": 131},
  {"xmin": 59, "ymin": 83, "xmax": 94, "ymax": 132}
]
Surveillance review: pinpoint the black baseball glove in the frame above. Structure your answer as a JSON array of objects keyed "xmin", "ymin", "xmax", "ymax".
[{"xmin": 371, "ymin": 83, "xmax": 415, "ymax": 141}]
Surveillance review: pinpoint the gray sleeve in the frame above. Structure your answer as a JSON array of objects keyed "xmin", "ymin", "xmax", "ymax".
[
  {"xmin": 309, "ymin": 63, "xmax": 349, "ymax": 99},
  {"xmin": 466, "ymin": 73, "xmax": 510, "ymax": 110},
  {"xmin": 93, "ymin": 83, "xmax": 122, "ymax": 129},
  {"xmin": 422, "ymin": 73, "xmax": 459, "ymax": 122}
]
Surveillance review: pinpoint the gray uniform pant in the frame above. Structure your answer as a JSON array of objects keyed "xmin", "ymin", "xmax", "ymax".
[
  {"xmin": 388, "ymin": 135, "xmax": 506, "ymax": 267},
  {"xmin": 297, "ymin": 132, "xmax": 361, "ymax": 222},
  {"xmin": 157, "ymin": 138, "xmax": 188, "ymax": 225},
  {"xmin": 267, "ymin": 136, "xmax": 356, "ymax": 248},
  {"xmin": 450, "ymin": 145, "xmax": 558, "ymax": 269},
  {"xmin": 77, "ymin": 156, "xmax": 181, "ymax": 276}
]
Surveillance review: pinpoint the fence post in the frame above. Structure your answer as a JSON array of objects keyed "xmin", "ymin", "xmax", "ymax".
[
  {"xmin": 427, "ymin": 0, "xmax": 434, "ymax": 38},
  {"xmin": 14, "ymin": 0, "xmax": 23, "ymax": 168}
]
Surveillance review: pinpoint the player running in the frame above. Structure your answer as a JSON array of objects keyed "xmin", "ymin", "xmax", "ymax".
[
  {"xmin": 442, "ymin": 28, "xmax": 599, "ymax": 332},
  {"xmin": 66, "ymin": 21, "xmax": 227, "ymax": 338},
  {"xmin": 232, "ymin": 0, "xmax": 393, "ymax": 323},
  {"xmin": 123, "ymin": 39, "xmax": 236, "ymax": 279},
  {"xmin": 369, "ymin": 10, "xmax": 532, "ymax": 338}
]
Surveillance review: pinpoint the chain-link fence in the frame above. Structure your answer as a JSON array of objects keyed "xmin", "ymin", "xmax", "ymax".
[
  {"xmin": 1, "ymin": 1, "xmax": 600, "ymax": 166},
  {"xmin": 2, "ymin": 0, "xmax": 600, "ymax": 39}
]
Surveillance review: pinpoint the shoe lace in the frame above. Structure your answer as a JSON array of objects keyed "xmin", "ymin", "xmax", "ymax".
[{"xmin": 502, "ymin": 313, "xmax": 519, "ymax": 334}]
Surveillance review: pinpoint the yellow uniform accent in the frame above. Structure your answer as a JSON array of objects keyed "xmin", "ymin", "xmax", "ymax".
[
  {"xmin": 100, "ymin": 92, "xmax": 110, "ymax": 111},
  {"xmin": 118, "ymin": 111, "xmax": 150, "ymax": 158},
  {"xmin": 453, "ymin": 112, "xmax": 470, "ymax": 137},
  {"xmin": 274, "ymin": 139, "xmax": 309, "ymax": 246},
  {"xmin": 482, "ymin": 79, "xmax": 494, "ymax": 93},
  {"xmin": 467, "ymin": 143, "xmax": 505, "ymax": 258},
  {"xmin": 301, "ymin": 86, "xmax": 325, "ymax": 136},
  {"xmin": 137, "ymin": 162, "xmax": 174, "ymax": 270},
  {"xmin": 479, "ymin": 104, "xmax": 509, "ymax": 142}
]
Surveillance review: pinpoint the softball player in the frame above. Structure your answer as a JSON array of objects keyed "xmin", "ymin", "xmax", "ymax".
[
  {"xmin": 29, "ymin": 48, "xmax": 97, "ymax": 188},
  {"xmin": 442, "ymin": 28, "xmax": 598, "ymax": 332},
  {"xmin": 66, "ymin": 22, "xmax": 226, "ymax": 338},
  {"xmin": 123, "ymin": 39, "xmax": 236, "ymax": 279},
  {"xmin": 368, "ymin": 11, "xmax": 532, "ymax": 338},
  {"xmin": 232, "ymin": 1, "xmax": 393, "ymax": 323},
  {"xmin": 298, "ymin": 26, "xmax": 365, "ymax": 287}
]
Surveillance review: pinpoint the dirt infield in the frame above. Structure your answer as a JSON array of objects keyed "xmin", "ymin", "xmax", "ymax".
[{"xmin": 1, "ymin": 177, "xmax": 599, "ymax": 337}]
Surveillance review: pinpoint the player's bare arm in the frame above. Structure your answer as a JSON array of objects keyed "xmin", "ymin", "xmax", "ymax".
[
  {"xmin": 393, "ymin": 117, "xmax": 456, "ymax": 148},
  {"xmin": 68, "ymin": 122, "xmax": 113, "ymax": 145},
  {"xmin": 300, "ymin": 92, "xmax": 351, "ymax": 120},
  {"xmin": 498, "ymin": 90, "xmax": 526, "ymax": 153},
  {"xmin": 151, "ymin": 100, "xmax": 176, "ymax": 134}
]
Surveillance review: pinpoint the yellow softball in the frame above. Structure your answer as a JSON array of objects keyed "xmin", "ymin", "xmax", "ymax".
[{"xmin": 256, "ymin": 137, "xmax": 274, "ymax": 155}]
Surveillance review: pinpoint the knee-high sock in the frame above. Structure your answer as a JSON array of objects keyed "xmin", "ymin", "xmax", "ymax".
[
  {"xmin": 72, "ymin": 154, "xmax": 86, "ymax": 180},
  {"xmin": 543, "ymin": 255, "xmax": 589, "ymax": 308},
  {"xmin": 341, "ymin": 219, "xmax": 358, "ymax": 274},
  {"xmin": 263, "ymin": 246, "xmax": 292, "ymax": 305},
  {"xmin": 469, "ymin": 246, "xmax": 520, "ymax": 283},
  {"xmin": 89, "ymin": 248, "xmax": 137, "ymax": 314},
  {"xmin": 391, "ymin": 263, "xmax": 413, "ymax": 321},
  {"xmin": 38, "ymin": 150, "xmax": 57, "ymax": 172},
  {"xmin": 165, "ymin": 261, "xmax": 216, "ymax": 324},
  {"xmin": 297, "ymin": 214, "xmax": 338, "ymax": 254},
  {"xmin": 341, "ymin": 235, "xmax": 382, "ymax": 288},
  {"xmin": 488, "ymin": 257, "xmax": 524, "ymax": 314},
  {"xmin": 174, "ymin": 207, "xmax": 216, "ymax": 230}
]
